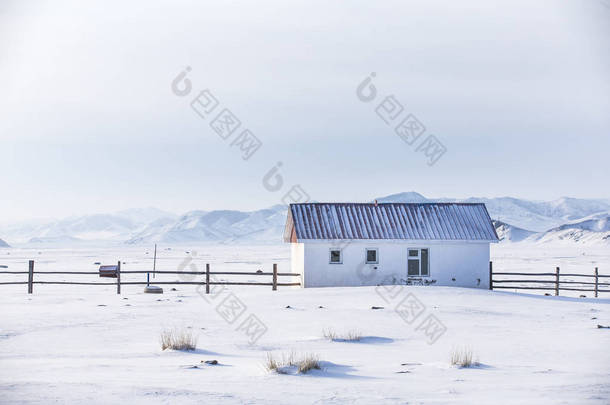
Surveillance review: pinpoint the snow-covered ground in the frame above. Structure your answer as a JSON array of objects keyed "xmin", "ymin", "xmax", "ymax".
[{"xmin": 0, "ymin": 243, "xmax": 609, "ymax": 404}]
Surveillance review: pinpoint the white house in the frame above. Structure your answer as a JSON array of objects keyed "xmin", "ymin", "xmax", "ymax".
[{"xmin": 284, "ymin": 202, "xmax": 499, "ymax": 288}]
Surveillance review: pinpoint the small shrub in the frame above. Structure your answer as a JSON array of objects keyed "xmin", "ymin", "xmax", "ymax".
[
  {"xmin": 297, "ymin": 353, "xmax": 321, "ymax": 373},
  {"xmin": 344, "ymin": 330, "xmax": 362, "ymax": 341},
  {"xmin": 265, "ymin": 352, "xmax": 281, "ymax": 373},
  {"xmin": 265, "ymin": 353, "xmax": 280, "ymax": 371},
  {"xmin": 264, "ymin": 352, "xmax": 321, "ymax": 374},
  {"xmin": 323, "ymin": 328, "xmax": 361, "ymax": 342},
  {"xmin": 451, "ymin": 346, "xmax": 478, "ymax": 368},
  {"xmin": 323, "ymin": 328, "xmax": 337, "ymax": 340},
  {"xmin": 160, "ymin": 328, "xmax": 197, "ymax": 351}
]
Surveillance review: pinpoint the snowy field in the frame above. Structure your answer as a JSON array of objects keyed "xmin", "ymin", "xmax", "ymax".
[
  {"xmin": 491, "ymin": 243, "xmax": 608, "ymax": 280},
  {"xmin": 0, "ymin": 243, "xmax": 609, "ymax": 404}
]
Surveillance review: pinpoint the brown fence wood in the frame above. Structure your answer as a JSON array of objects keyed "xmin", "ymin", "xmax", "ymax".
[
  {"xmin": 34, "ymin": 281, "xmax": 123, "ymax": 285},
  {"xmin": 489, "ymin": 261, "xmax": 493, "ymax": 291},
  {"xmin": 493, "ymin": 272, "xmax": 557, "ymax": 276},
  {"xmin": 555, "ymin": 267, "xmax": 560, "ymax": 296},
  {"xmin": 491, "ymin": 266, "xmax": 607, "ymax": 296},
  {"xmin": 206, "ymin": 263, "xmax": 210, "ymax": 294},
  {"xmin": 116, "ymin": 261, "xmax": 121, "ymax": 295},
  {"xmin": 8, "ymin": 270, "xmax": 300, "ymax": 276},
  {"xmin": 492, "ymin": 286, "xmax": 557, "ymax": 291},
  {"xmin": 28, "ymin": 260, "xmax": 34, "ymax": 294},
  {"xmin": 560, "ymin": 280, "xmax": 609, "ymax": 286},
  {"xmin": 28, "ymin": 271, "xmax": 103, "ymax": 275},
  {"xmin": 490, "ymin": 280, "xmax": 610, "ymax": 286},
  {"xmin": 122, "ymin": 270, "xmax": 206, "ymax": 275},
  {"xmin": 595, "ymin": 267, "xmax": 599, "ymax": 298},
  {"xmin": 1, "ymin": 261, "xmax": 301, "ymax": 293},
  {"xmin": 28, "ymin": 281, "xmax": 303, "ymax": 287}
]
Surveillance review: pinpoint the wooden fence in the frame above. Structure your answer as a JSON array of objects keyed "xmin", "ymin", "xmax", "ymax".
[
  {"xmin": 0, "ymin": 261, "xmax": 301, "ymax": 294},
  {"xmin": 489, "ymin": 262, "xmax": 609, "ymax": 297}
]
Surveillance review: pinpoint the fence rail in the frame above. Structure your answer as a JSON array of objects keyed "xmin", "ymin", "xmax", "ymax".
[
  {"xmin": 489, "ymin": 262, "xmax": 607, "ymax": 297},
  {"xmin": 0, "ymin": 260, "xmax": 301, "ymax": 294}
]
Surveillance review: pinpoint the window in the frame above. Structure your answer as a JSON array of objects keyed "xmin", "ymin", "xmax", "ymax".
[
  {"xmin": 329, "ymin": 249, "xmax": 342, "ymax": 264},
  {"xmin": 407, "ymin": 248, "xmax": 429, "ymax": 276},
  {"xmin": 365, "ymin": 248, "xmax": 378, "ymax": 264}
]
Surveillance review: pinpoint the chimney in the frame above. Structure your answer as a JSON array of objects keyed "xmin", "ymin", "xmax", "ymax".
[{"xmin": 374, "ymin": 199, "xmax": 378, "ymax": 207}]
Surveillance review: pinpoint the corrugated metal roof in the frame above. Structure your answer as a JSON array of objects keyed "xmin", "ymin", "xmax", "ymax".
[{"xmin": 285, "ymin": 203, "xmax": 498, "ymax": 242}]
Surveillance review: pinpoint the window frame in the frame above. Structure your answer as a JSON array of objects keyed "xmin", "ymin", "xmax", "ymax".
[
  {"xmin": 329, "ymin": 248, "xmax": 343, "ymax": 264},
  {"xmin": 365, "ymin": 248, "xmax": 378, "ymax": 264},
  {"xmin": 407, "ymin": 248, "xmax": 430, "ymax": 277}
]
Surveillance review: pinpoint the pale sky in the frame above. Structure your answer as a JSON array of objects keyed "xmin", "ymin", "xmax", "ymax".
[{"xmin": 1, "ymin": 0, "xmax": 609, "ymax": 221}]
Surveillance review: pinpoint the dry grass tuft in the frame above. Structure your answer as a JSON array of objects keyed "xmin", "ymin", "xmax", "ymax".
[
  {"xmin": 265, "ymin": 352, "xmax": 321, "ymax": 374},
  {"xmin": 344, "ymin": 330, "xmax": 362, "ymax": 341},
  {"xmin": 297, "ymin": 353, "xmax": 321, "ymax": 373},
  {"xmin": 323, "ymin": 328, "xmax": 362, "ymax": 342},
  {"xmin": 322, "ymin": 328, "xmax": 337, "ymax": 340},
  {"xmin": 450, "ymin": 346, "xmax": 478, "ymax": 368},
  {"xmin": 160, "ymin": 328, "xmax": 197, "ymax": 351},
  {"xmin": 265, "ymin": 352, "xmax": 280, "ymax": 373}
]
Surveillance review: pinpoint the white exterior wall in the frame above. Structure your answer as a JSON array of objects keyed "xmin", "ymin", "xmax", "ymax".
[
  {"xmin": 290, "ymin": 242, "xmax": 305, "ymax": 286},
  {"xmin": 295, "ymin": 240, "xmax": 490, "ymax": 289}
]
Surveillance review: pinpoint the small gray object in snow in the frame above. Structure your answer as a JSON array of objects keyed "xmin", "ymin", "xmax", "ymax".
[
  {"xmin": 203, "ymin": 360, "xmax": 218, "ymax": 365},
  {"xmin": 144, "ymin": 286, "xmax": 164, "ymax": 294},
  {"xmin": 371, "ymin": 306, "xmax": 384, "ymax": 310}
]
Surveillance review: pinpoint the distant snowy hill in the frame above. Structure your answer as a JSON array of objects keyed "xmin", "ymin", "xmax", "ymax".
[
  {"xmin": 114, "ymin": 207, "xmax": 178, "ymax": 225},
  {"xmin": 0, "ymin": 208, "xmax": 176, "ymax": 245},
  {"xmin": 126, "ymin": 205, "xmax": 287, "ymax": 244},
  {"xmin": 378, "ymin": 192, "xmax": 610, "ymax": 232},
  {"xmin": 492, "ymin": 220, "xmax": 536, "ymax": 242},
  {"xmin": 553, "ymin": 211, "xmax": 610, "ymax": 232},
  {"xmin": 529, "ymin": 212, "xmax": 610, "ymax": 245},
  {"xmin": 27, "ymin": 236, "xmax": 83, "ymax": 245},
  {"xmin": 0, "ymin": 238, "xmax": 9, "ymax": 248},
  {"xmin": 1, "ymin": 193, "xmax": 609, "ymax": 246},
  {"xmin": 377, "ymin": 191, "xmax": 430, "ymax": 204}
]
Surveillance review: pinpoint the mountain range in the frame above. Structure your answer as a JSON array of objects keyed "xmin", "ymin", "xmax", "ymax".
[{"xmin": 0, "ymin": 192, "xmax": 609, "ymax": 246}]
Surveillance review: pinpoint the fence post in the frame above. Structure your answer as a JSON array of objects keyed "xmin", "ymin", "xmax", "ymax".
[
  {"xmin": 489, "ymin": 261, "xmax": 493, "ymax": 291},
  {"xmin": 28, "ymin": 260, "xmax": 34, "ymax": 294},
  {"xmin": 272, "ymin": 263, "xmax": 277, "ymax": 291},
  {"xmin": 594, "ymin": 267, "xmax": 599, "ymax": 298},
  {"xmin": 555, "ymin": 267, "xmax": 560, "ymax": 296},
  {"xmin": 117, "ymin": 260, "xmax": 121, "ymax": 295},
  {"xmin": 206, "ymin": 263, "xmax": 210, "ymax": 294}
]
